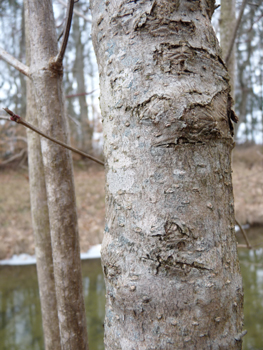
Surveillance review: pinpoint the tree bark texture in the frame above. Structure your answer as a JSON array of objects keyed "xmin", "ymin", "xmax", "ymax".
[
  {"xmin": 24, "ymin": 1, "xmax": 88, "ymax": 349},
  {"xmin": 220, "ymin": 0, "xmax": 236, "ymax": 98},
  {"xmin": 26, "ymin": 81, "xmax": 61, "ymax": 350},
  {"xmin": 91, "ymin": 1, "xmax": 243, "ymax": 349},
  {"xmin": 25, "ymin": 6, "xmax": 61, "ymax": 349}
]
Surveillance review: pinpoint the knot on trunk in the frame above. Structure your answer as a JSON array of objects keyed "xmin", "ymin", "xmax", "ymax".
[{"xmin": 48, "ymin": 57, "xmax": 63, "ymax": 77}]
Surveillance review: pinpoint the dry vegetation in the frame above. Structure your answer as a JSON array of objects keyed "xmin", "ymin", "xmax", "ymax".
[
  {"xmin": 233, "ymin": 144, "xmax": 263, "ymax": 226},
  {"xmin": 0, "ymin": 145, "xmax": 262, "ymax": 260},
  {"xmin": 0, "ymin": 164, "xmax": 105, "ymax": 260}
]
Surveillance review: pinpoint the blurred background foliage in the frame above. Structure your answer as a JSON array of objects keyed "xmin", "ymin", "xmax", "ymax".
[{"xmin": 0, "ymin": 0, "xmax": 102, "ymax": 167}]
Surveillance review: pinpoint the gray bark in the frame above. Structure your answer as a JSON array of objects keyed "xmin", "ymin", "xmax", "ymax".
[
  {"xmin": 25, "ymin": 6, "xmax": 61, "ymax": 349},
  {"xmin": 26, "ymin": 81, "xmax": 61, "ymax": 350},
  {"xmin": 91, "ymin": 0, "xmax": 243, "ymax": 349},
  {"xmin": 24, "ymin": 1, "xmax": 88, "ymax": 349}
]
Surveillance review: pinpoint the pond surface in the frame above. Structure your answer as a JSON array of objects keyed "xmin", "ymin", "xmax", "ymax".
[
  {"xmin": 237, "ymin": 226, "xmax": 263, "ymax": 350},
  {"xmin": 0, "ymin": 259, "xmax": 105, "ymax": 350},
  {"xmin": 0, "ymin": 226, "xmax": 263, "ymax": 350}
]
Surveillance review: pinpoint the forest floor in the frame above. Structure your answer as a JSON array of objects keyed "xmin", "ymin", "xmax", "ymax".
[{"xmin": 0, "ymin": 145, "xmax": 262, "ymax": 260}]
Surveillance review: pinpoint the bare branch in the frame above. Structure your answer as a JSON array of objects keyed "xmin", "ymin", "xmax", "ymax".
[
  {"xmin": 225, "ymin": 0, "xmax": 248, "ymax": 66},
  {"xmin": 57, "ymin": 0, "xmax": 91, "ymax": 23},
  {"xmin": 0, "ymin": 47, "xmax": 30, "ymax": 77},
  {"xmin": 235, "ymin": 218, "xmax": 252, "ymax": 249},
  {"xmin": 0, "ymin": 136, "xmax": 28, "ymax": 145},
  {"xmin": 56, "ymin": 0, "xmax": 75, "ymax": 64},
  {"xmin": 246, "ymin": 13, "xmax": 263, "ymax": 33},
  {"xmin": 67, "ymin": 114, "xmax": 81, "ymax": 126},
  {"xmin": 14, "ymin": 136, "xmax": 28, "ymax": 143},
  {"xmin": 65, "ymin": 89, "xmax": 96, "ymax": 98},
  {"xmin": 10, "ymin": 136, "xmax": 28, "ymax": 143},
  {"xmin": 3, "ymin": 108, "xmax": 104, "ymax": 166},
  {"xmin": 0, "ymin": 148, "xmax": 27, "ymax": 166},
  {"xmin": 0, "ymin": 116, "xmax": 10, "ymax": 121}
]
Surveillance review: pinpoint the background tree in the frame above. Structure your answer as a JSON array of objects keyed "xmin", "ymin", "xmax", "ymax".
[
  {"xmin": 91, "ymin": 0, "xmax": 244, "ymax": 349},
  {"xmin": 0, "ymin": 0, "xmax": 27, "ymax": 165},
  {"xmin": 0, "ymin": 0, "xmax": 101, "ymax": 165},
  {"xmin": 72, "ymin": 15, "xmax": 93, "ymax": 152},
  {"xmin": 235, "ymin": 0, "xmax": 263, "ymax": 143},
  {"xmin": 25, "ymin": 5, "xmax": 61, "ymax": 348},
  {"xmin": 220, "ymin": 0, "xmax": 236, "ymax": 97},
  {"xmin": 23, "ymin": 0, "xmax": 88, "ymax": 348}
]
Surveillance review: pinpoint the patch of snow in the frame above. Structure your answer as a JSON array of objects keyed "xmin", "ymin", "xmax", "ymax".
[
  {"xmin": 81, "ymin": 244, "xmax": 101, "ymax": 260},
  {"xmin": 0, "ymin": 253, "xmax": 37, "ymax": 266},
  {"xmin": 235, "ymin": 224, "xmax": 250, "ymax": 232},
  {"xmin": 0, "ymin": 244, "xmax": 102, "ymax": 266},
  {"xmin": 0, "ymin": 225, "xmax": 250, "ymax": 266}
]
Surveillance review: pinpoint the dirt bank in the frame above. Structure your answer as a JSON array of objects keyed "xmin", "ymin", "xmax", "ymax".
[
  {"xmin": 0, "ymin": 145, "xmax": 262, "ymax": 260},
  {"xmin": 233, "ymin": 145, "xmax": 263, "ymax": 226},
  {"xmin": 0, "ymin": 165, "xmax": 105, "ymax": 260}
]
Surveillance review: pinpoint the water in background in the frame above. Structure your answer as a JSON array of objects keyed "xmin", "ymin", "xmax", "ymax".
[
  {"xmin": 0, "ymin": 259, "xmax": 105, "ymax": 350},
  {"xmin": 239, "ymin": 248, "xmax": 263, "ymax": 350},
  {"xmin": 0, "ymin": 226, "xmax": 263, "ymax": 350},
  {"xmin": 238, "ymin": 226, "xmax": 263, "ymax": 350}
]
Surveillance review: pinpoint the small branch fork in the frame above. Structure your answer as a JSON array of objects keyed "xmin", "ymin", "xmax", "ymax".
[
  {"xmin": 1, "ymin": 0, "xmax": 76, "ymax": 75},
  {"xmin": 1, "ymin": 2, "xmax": 100, "ymax": 165},
  {"xmin": 2, "ymin": 108, "xmax": 104, "ymax": 166}
]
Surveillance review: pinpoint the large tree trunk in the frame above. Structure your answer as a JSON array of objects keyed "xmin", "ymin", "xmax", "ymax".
[
  {"xmin": 91, "ymin": 0, "xmax": 243, "ymax": 349},
  {"xmin": 24, "ymin": 1, "xmax": 88, "ymax": 349}
]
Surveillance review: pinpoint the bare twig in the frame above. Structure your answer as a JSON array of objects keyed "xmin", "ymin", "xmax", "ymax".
[
  {"xmin": 0, "ymin": 115, "xmax": 10, "ymax": 121},
  {"xmin": 65, "ymin": 90, "xmax": 96, "ymax": 98},
  {"xmin": 57, "ymin": 30, "xmax": 64, "ymax": 42},
  {"xmin": 56, "ymin": 0, "xmax": 75, "ymax": 64},
  {"xmin": 237, "ymin": 244, "xmax": 249, "ymax": 248},
  {"xmin": 13, "ymin": 136, "xmax": 28, "ymax": 143},
  {"xmin": 57, "ymin": 0, "xmax": 91, "ymax": 23},
  {"xmin": 67, "ymin": 114, "xmax": 81, "ymax": 126},
  {"xmin": 3, "ymin": 108, "xmax": 104, "ymax": 166},
  {"xmin": 225, "ymin": 0, "xmax": 248, "ymax": 65},
  {"xmin": 0, "ymin": 136, "xmax": 28, "ymax": 144},
  {"xmin": 235, "ymin": 218, "xmax": 252, "ymax": 249},
  {"xmin": 246, "ymin": 13, "xmax": 263, "ymax": 33},
  {"xmin": 0, "ymin": 148, "xmax": 27, "ymax": 166},
  {"xmin": 0, "ymin": 47, "xmax": 30, "ymax": 77}
]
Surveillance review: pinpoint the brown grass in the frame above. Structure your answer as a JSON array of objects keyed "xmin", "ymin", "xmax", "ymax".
[
  {"xmin": 0, "ymin": 145, "xmax": 262, "ymax": 260},
  {"xmin": 232, "ymin": 145, "xmax": 263, "ymax": 226},
  {"xmin": 0, "ymin": 165, "xmax": 105, "ymax": 260}
]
